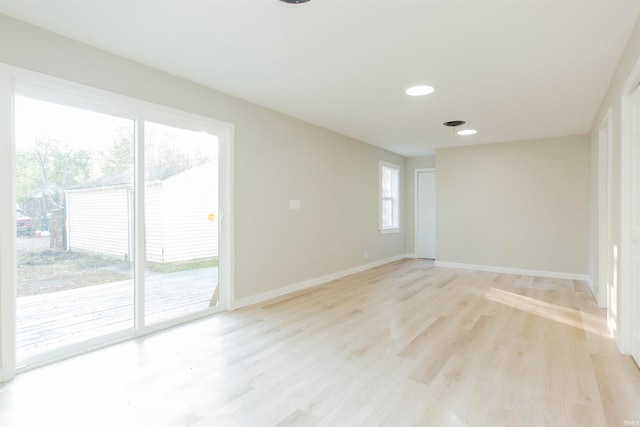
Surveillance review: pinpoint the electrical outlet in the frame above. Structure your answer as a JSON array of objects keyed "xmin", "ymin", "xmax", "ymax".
[{"xmin": 364, "ymin": 251, "xmax": 368, "ymax": 259}]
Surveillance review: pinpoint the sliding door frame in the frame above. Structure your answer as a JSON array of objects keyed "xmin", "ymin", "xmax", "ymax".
[
  {"xmin": 0, "ymin": 63, "xmax": 234, "ymax": 379},
  {"xmin": 0, "ymin": 64, "xmax": 17, "ymax": 382}
]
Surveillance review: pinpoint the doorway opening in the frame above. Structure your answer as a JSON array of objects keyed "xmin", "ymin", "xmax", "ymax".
[{"xmin": 415, "ymin": 169, "xmax": 436, "ymax": 260}]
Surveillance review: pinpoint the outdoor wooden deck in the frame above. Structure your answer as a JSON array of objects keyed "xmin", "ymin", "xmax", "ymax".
[{"xmin": 17, "ymin": 267, "xmax": 218, "ymax": 362}]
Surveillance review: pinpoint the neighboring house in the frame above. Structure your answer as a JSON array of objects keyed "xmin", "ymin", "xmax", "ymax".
[{"xmin": 65, "ymin": 160, "xmax": 219, "ymax": 263}]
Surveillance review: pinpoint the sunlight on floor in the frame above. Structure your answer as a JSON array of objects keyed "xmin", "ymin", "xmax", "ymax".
[{"xmin": 484, "ymin": 287, "xmax": 611, "ymax": 338}]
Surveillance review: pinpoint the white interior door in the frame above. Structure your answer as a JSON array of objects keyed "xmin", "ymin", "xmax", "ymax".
[
  {"xmin": 417, "ymin": 171, "xmax": 436, "ymax": 259},
  {"xmin": 630, "ymin": 83, "xmax": 640, "ymax": 367}
]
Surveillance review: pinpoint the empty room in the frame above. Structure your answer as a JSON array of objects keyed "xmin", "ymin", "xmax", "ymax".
[{"xmin": 0, "ymin": 1, "xmax": 639, "ymax": 426}]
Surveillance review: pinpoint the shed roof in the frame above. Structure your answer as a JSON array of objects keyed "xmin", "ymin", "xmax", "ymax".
[{"xmin": 67, "ymin": 158, "xmax": 210, "ymax": 191}]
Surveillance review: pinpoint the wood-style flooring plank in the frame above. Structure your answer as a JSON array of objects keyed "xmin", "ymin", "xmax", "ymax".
[{"xmin": 1, "ymin": 259, "xmax": 639, "ymax": 427}]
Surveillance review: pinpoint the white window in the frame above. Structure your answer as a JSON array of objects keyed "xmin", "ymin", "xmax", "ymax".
[{"xmin": 379, "ymin": 161, "xmax": 400, "ymax": 233}]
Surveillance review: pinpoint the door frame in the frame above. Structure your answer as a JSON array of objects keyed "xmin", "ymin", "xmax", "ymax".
[
  {"xmin": 598, "ymin": 108, "xmax": 613, "ymax": 311},
  {"xmin": 0, "ymin": 63, "xmax": 235, "ymax": 379},
  {"xmin": 0, "ymin": 64, "xmax": 17, "ymax": 382},
  {"xmin": 414, "ymin": 168, "xmax": 436, "ymax": 259},
  {"xmin": 620, "ymin": 55, "xmax": 640, "ymax": 358}
]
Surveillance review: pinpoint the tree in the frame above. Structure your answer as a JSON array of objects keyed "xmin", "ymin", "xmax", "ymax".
[
  {"xmin": 101, "ymin": 127, "xmax": 133, "ymax": 176},
  {"xmin": 17, "ymin": 138, "xmax": 92, "ymax": 220},
  {"xmin": 100, "ymin": 124, "xmax": 209, "ymax": 179}
]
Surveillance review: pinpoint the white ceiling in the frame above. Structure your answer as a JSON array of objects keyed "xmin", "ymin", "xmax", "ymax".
[{"xmin": 2, "ymin": 0, "xmax": 639, "ymax": 157}]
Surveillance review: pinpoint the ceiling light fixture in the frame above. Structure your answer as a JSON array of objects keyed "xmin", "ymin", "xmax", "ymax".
[
  {"xmin": 457, "ymin": 129, "xmax": 477, "ymax": 136},
  {"xmin": 406, "ymin": 85, "xmax": 435, "ymax": 96},
  {"xmin": 443, "ymin": 120, "xmax": 466, "ymax": 127},
  {"xmin": 279, "ymin": 0, "xmax": 310, "ymax": 3}
]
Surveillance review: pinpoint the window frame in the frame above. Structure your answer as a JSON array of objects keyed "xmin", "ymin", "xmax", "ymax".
[{"xmin": 379, "ymin": 160, "xmax": 400, "ymax": 234}]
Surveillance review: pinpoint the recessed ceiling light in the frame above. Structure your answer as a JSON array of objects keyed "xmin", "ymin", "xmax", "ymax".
[
  {"xmin": 406, "ymin": 85, "xmax": 434, "ymax": 96},
  {"xmin": 457, "ymin": 129, "xmax": 477, "ymax": 136},
  {"xmin": 279, "ymin": 0, "xmax": 310, "ymax": 3}
]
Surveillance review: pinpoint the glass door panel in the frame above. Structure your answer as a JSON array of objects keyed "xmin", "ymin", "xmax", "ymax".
[
  {"xmin": 143, "ymin": 122, "xmax": 219, "ymax": 325},
  {"xmin": 15, "ymin": 96, "xmax": 135, "ymax": 365}
]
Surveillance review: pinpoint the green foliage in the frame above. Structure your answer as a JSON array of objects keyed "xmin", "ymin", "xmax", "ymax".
[{"xmin": 16, "ymin": 139, "xmax": 92, "ymax": 210}]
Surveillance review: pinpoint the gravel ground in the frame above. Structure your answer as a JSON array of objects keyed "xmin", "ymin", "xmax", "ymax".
[{"xmin": 16, "ymin": 236, "xmax": 132, "ymax": 297}]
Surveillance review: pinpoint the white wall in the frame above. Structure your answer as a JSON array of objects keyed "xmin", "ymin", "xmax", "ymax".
[
  {"xmin": 0, "ymin": 14, "xmax": 406, "ymax": 371},
  {"xmin": 589, "ymin": 15, "xmax": 640, "ymax": 347},
  {"xmin": 435, "ymin": 135, "xmax": 590, "ymax": 275}
]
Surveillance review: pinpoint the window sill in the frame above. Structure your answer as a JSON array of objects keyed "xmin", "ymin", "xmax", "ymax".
[{"xmin": 379, "ymin": 227, "xmax": 400, "ymax": 235}]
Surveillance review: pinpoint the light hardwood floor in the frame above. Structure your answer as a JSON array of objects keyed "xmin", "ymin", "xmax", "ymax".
[{"xmin": 1, "ymin": 259, "xmax": 639, "ymax": 426}]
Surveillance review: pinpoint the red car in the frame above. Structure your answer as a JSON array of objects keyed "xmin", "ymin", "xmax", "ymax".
[{"xmin": 16, "ymin": 209, "xmax": 34, "ymax": 236}]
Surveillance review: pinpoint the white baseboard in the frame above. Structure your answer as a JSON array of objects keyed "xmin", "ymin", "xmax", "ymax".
[
  {"xmin": 231, "ymin": 257, "xmax": 590, "ymax": 311},
  {"xmin": 231, "ymin": 254, "xmax": 409, "ymax": 310},
  {"xmin": 0, "ymin": 367, "xmax": 14, "ymax": 383},
  {"xmin": 586, "ymin": 276, "xmax": 599, "ymax": 302},
  {"xmin": 585, "ymin": 276, "xmax": 607, "ymax": 308},
  {"xmin": 433, "ymin": 261, "xmax": 590, "ymax": 281}
]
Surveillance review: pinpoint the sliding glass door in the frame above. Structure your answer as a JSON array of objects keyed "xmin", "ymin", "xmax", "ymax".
[
  {"xmin": 10, "ymin": 80, "xmax": 229, "ymax": 370},
  {"xmin": 143, "ymin": 122, "xmax": 220, "ymax": 325},
  {"xmin": 15, "ymin": 96, "xmax": 136, "ymax": 365}
]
